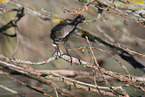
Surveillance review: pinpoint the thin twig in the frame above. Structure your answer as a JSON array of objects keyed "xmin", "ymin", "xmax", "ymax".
[
  {"xmin": 95, "ymin": 0, "xmax": 145, "ymax": 27},
  {"xmin": 126, "ymin": 48, "xmax": 145, "ymax": 57},
  {"xmin": 54, "ymin": 87, "xmax": 59, "ymax": 97},
  {"xmin": 0, "ymin": 84, "xmax": 18, "ymax": 94},
  {"xmin": 0, "ymin": 7, "xmax": 24, "ymax": 37},
  {"xmin": 11, "ymin": 27, "xmax": 19, "ymax": 58},
  {"xmin": 0, "ymin": 59, "xmax": 79, "ymax": 97},
  {"xmin": 85, "ymin": 36, "xmax": 117, "ymax": 95},
  {"xmin": 69, "ymin": 46, "xmax": 130, "ymax": 75},
  {"xmin": 2, "ymin": 71, "xmax": 53, "ymax": 97},
  {"xmin": 47, "ymin": 72, "xmax": 116, "ymax": 96},
  {"xmin": 74, "ymin": 28, "xmax": 145, "ymax": 73}
]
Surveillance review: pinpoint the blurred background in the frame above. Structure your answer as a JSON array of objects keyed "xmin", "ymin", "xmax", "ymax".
[{"xmin": 0, "ymin": 0, "xmax": 145, "ymax": 97}]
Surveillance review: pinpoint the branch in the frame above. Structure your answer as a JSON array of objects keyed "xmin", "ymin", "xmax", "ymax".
[
  {"xmin": 94, "ymin": 0, "xmax": 145, "ymax": 27},
  {"xmin": 42, "ymin": 72, "xmax": 117, "ymax": 96},
  {"xmin": 0, "ymin": 57, "xmax": 80, "ymax": 97},
  {"xmin": 74, "ymin": 28, "xmax": 145, "ymax": 73},
  {"xmin": 0, "ymin": 54, "xmax": 144, "ymax": 96},
  {"xmin": 10, "ymin": 0, "xmax": 63, "ymax": 21},
  {"xmin": 1, "ymin": 54, "xmax": 144, "ymax": 86},
  {"xmin": 0, "ymin": 84, "xmax": 18, "ymax": 94},
  {"xmin": 59, "ymin": 55, "xmax": 145, "ymax": 88},
  {"xmin": 0, "ymin": 7, "xmax": 24, "ymax": 37},
  {"xmin": 2, "ymin": 71, "xmax": 52, "ymax": 97}
]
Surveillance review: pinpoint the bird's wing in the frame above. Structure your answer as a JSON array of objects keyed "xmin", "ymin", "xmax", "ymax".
[
  {"xmin": 60, "ymin": 25, "xmax": 75, "ymax": 38},
  {"xmin": 50, "ymin": 22, "xmax": 67, "ymax": 41},
  {"xmin": 50, "ymin": 22, "xmax": 75, "ymax": 42}
]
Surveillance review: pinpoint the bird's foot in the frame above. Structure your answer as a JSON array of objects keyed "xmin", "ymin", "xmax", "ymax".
[
  {"xmin": 52, "ymin": 49, "xmax": 62, "ymax": 59},
  {"xmin": 67, "ymin": 54, "xmax": 73, "ymax": 65},
  {"xmin": 52, "ymin": 43, "xmax": 62, "ymax": 59}
]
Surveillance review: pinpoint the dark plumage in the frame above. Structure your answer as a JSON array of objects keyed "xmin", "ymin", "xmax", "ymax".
[
  {"xmin": 50, "ymin": 15, "xmax": 85, "ymax": 43},
  {"xmin": 50, "ymin": 15, "xmax": 85, "ymax": 62}
]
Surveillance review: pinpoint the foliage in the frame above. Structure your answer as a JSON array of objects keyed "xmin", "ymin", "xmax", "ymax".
[{"xmin": 0, "ymin": 0, "xmax": 145, "ymax": 97}]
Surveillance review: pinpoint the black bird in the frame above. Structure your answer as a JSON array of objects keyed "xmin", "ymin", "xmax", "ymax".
[{"xmin": 50, "ymin": 15, "xmax": 85, "ymax": 59}]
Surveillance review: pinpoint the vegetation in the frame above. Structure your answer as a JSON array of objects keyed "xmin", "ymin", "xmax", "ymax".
[{"xmin": 0, "ymin": 0, "xmax": 145, "ymax": 97}]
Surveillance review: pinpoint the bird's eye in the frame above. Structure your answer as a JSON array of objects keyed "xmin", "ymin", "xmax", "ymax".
[{"xmin": 77, "ymin": 18, "xmax": 81, "ymax": 21}]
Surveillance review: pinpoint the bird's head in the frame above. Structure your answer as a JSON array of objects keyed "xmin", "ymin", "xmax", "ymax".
[{"xmin": 74, "ymin": 15, "xmax": 86, "ymax": 24}]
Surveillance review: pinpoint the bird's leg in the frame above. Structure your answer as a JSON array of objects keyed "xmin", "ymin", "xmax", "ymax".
[
  {"xmin": 52, "ymin": 42, "xmax": 61, "ymax": 59},
  {"xmin": 64, "ymin": 42, "xmax": 73, "ymax": 65}
]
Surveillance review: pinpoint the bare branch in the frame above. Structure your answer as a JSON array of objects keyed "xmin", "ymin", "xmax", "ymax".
[{"xmin": 0, "ymin": 84, "xmax": 18, "ymax": 94}]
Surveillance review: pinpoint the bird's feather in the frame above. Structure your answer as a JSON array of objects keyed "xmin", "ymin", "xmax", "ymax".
[{"xmin": 51, "ymin": 22, "xmax": 75, "ymax": 42}]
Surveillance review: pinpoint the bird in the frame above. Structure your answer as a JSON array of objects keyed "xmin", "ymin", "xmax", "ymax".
[{"xmin": 50, "ymin": 15, "xmax": 86, "ymax": 60}]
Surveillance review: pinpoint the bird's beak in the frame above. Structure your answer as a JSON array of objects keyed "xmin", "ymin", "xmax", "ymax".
[{"xmin": 82, "ymin": 20, "xmax": 86, "ymax": 24}]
